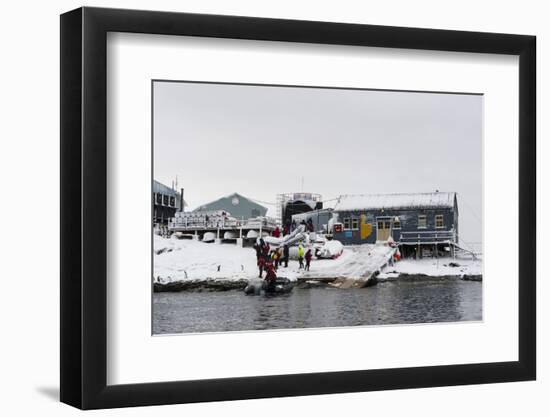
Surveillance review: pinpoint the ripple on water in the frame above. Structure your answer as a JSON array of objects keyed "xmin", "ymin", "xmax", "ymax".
[{"xmin": 153, "ymin": 278, "xmax": 482, "ymax": 334}]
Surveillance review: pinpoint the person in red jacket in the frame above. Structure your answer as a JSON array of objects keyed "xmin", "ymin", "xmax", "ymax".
[
  {"xmin": 264, "ymin": 263, "xmax": 277, "ymax": 292},
  {"xmin": 272, "ymin": 227, "xmax": 281, "ymax": 238},
  {"xmin": 256, "ymin": 239, "xmax": 270, "ymax": 278},
  {"xmin": 257, "ymin": 254, "xmax": 265, "ymax": 278},
  {"xmin": 305, "ymin": 249, "xmax": 313, "ymax": 271},
  {"xmin": 261, "ymin": 240, "xmax": 270, "ymax": 258}
]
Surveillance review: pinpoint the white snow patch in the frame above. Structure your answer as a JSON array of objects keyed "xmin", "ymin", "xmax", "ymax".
[
  {"xmin": 335, "ymin": 192, "xmax": 455, "ymax": 211},
  {"xmin": 154, "ymin": 235, "xmax": 256, "ymax": 283},
  {"xmin": 379, "ymin": 254, "xmax": 482, "ymax": 278}
]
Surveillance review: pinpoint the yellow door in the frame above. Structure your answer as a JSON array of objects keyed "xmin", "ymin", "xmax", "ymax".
[{"xmin": 377, "ymin": 219, "xmax": 391, "ymax": 241}]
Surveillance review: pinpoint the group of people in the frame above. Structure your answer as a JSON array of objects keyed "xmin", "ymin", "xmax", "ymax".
[
  {"xmin": 253, "ymin": 239, "xmax": 313, "ymax": 284},
  {"xmin": 272, "ymin": 224, "xmax": 292, "ymax": 237},
  {"xmin": 253, "ymin": 239, "xmax": 290, "ymax": 280},
  {"xmin": 271, "ymin": 218, "xmax": 315, "ymax": 238},
  {"xmin": 252, "ymin": 239, "xmax": 280, "ymax": 290}
]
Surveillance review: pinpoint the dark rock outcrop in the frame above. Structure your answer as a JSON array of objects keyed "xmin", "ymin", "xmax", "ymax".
[
  {"xmin": 461, "ymin": 275, "xmax": 483, "ymax": 281},
  {"xmin": 154, "ymin": 279, "xmax": 248, "ymax": 292}
]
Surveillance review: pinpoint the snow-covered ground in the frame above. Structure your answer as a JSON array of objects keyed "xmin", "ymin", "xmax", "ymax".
[
  {"xmin": 378, "ymin": 254, "xmax": 482, "ymax": 279},
  {"xmin": 155, "ymin": 235, "xmax": 321, "ymax": 283},
  {"xmin": 154, "ymin": 235, "xmax": 373, "ymax": 283},
  {"xmin": 154, "ymin": 235, "xmax": 482, "ymax": 284},
  {"xmin": 154, "ymin": 235, "xmax": 258, "ymax": 283}
]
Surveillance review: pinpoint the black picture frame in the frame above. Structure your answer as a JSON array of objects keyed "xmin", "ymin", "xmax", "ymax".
[{"xmin": 60, "ymin": 6, "xmax": 536, "ymax": 410}]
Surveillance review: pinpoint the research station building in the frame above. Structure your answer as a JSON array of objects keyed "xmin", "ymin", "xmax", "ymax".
[
  {"xmin": 153, "ymin": 180, "xmax": 185, "ymax": 225},
  {"xmin": 193, "ymin": 192, "xmax": 267, "ymax": 220},
  {"xmin": 332, "ymin": 192, "xmax": 459, "ymax": 257}
]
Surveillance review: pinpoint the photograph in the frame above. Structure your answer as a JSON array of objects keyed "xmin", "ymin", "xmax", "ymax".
[
  {"xmin": 54, "ymin": 4, "xmax": 539, "ymax": 411},
  {"xmin": 152, "ymin": 80, "xmax": 483, "ymax": 335}
]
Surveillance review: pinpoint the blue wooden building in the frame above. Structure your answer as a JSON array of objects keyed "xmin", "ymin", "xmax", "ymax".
[{"xmin": 331, "ymin": 192, "xmax": 458, "ymax": 257}]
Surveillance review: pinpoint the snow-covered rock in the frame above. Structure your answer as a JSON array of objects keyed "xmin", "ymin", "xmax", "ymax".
[{"xmin": 316, "ymin": 240, "xmax": 344, "ymax": 259}]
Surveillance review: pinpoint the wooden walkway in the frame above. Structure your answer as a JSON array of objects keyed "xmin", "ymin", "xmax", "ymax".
[{"xmin": 298, "ymin": 244, "xmax": 397, "ymax": 288}]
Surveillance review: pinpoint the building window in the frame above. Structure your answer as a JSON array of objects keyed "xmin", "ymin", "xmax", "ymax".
[
  {"xmin": 435, "ymin": 214, "xmax": 444, "ymax": 228},
  {"xmin": 393, "ymin": 217, "xmax": 401, "ymax": 229},
  {"xmin": 155, "ymin": 193, "xmax": 162, "ymax": 205},
  {"xmin": 169, "ymin": 196, "xmax": 175, "ymax": 207},
  {"xmin": 343, "ymin": 218, "xmax": 351, "ymax": 230},
  {"xmin": 418, "ymin": 214, "xmax": 427, "ymax": 229},
  {"xmin": 163, "ymin": 194, "xmax": 169, "ymax": 206},
  {"xmin": 351, "ymin": 218, "xmax": 359, "ymax": 230}
]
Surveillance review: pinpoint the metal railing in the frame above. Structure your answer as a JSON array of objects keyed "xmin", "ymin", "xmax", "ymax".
[
  {"xmin": 167, "ymin": 216, "xmax": 278, "ymax": 231},
  {"xmin": 399, "ymin": 230, "xmax": 456, "ymax": 243}
]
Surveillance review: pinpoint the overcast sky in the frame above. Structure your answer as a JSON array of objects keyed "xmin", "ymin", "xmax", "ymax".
[{"xmin": 153, "ymin": 81, "xmax": 482, "ymax": 246}]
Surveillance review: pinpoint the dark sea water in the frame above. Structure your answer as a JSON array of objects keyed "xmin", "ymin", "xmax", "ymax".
[{"xmin": 152, "ymin": 278, "xmax": 482, "ymax": 334}]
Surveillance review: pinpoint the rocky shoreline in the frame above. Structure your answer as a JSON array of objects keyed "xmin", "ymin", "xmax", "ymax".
[
  {"xmin": 376, "ymin": 272, "xmax": 482, "ymax": 282},
  {"xmin": 153, "ymin": 279, "xmax": 249, "ymax": 293},
  {"xmin": 153, "ymin": 273, "xmax": 482, "ymax": 293}
]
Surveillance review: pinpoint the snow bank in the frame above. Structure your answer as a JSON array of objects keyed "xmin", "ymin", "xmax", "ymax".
[
  {"xmin": 378, "ymin": 254, "xmax": 482, "ymax": 279},
  {"xmin": 154, "ymin": 235, "xmax": 481, "ymax": 286},
  {"xmin": 154, "ymin": 235, "xmax": 256, "ymax": 283},
  {"xmin": 317, "ymin": 240, "xmax": 344, "ymax": 259},
  {"xmin": 153, "ymin": 235, "xmax": 346, "ymax": 284}
]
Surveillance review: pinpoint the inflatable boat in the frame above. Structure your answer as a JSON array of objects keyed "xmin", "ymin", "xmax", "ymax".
[{"xmin": 244, "ymin": 277, "xmax": 295, "ymax": 295}]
